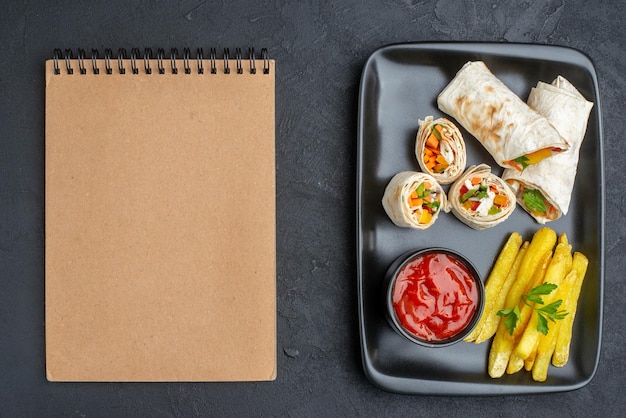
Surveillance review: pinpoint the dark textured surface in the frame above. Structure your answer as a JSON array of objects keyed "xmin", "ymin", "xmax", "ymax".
[{"xmin": 0, "ymin": 0, "xmax": 624, "ymax": 416}]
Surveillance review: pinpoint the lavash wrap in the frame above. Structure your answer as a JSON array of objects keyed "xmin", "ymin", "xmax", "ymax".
[
  {"xmin": 437, "ymin": 61, "xmax": 569, "ymax": 170},
  {"xmin": 382, "ymin": 171, "xmax": 447, "ymax": 230},
  {"xmin": 416, "ymin": 116, "xmax": 467, "ymax": 184},
  {"xmin": 502, "ymin": 76, "xmax": 594, "ymax": 224},
  {"xmin": 448, "ymin": 164, "xmax": 516, "ymax": 230}
]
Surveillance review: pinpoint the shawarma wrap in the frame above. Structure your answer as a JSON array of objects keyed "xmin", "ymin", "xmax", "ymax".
[
  {"xmin": 437, "ymin": 61, "xmax": 569, "ymax": 171},
  {"xmin": 502, "ymin": 76, "xmax": 594, "ymax": 224},
  {"xmin": 382, "ymin": 171, "xmax": 447, "ymax": 230},
  {"xmin": 416, "ymin": 116, "xmax": 467, "ymax": 184},
  {"xmin": 448, "ymin": 164, "xmax": 516, "ymax": 230}
]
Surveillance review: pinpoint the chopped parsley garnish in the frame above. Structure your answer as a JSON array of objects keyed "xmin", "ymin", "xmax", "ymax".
[
  {"xmin": 497, "ymin": 283, "xmax": 568, "ymax": 335},
  {"xmin": 514, "ymin": 155, "xmax": 530, "ymax": 170}
]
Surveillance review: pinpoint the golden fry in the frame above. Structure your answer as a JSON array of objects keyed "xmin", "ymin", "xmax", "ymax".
[
  {"xmin": 532, "ymin": 267, "xmax": 575, "ymax": 381},
  {"xmin": 488, "ymin": 320, "xmax": 516, "ymax": 378},
  {"xmin": 487, "ymin": 243, "xmax": 529, "ymax": 377},
  {"xmin": 505, "ymin": 251, "xmax": 551, "ymax": 375},
  {"xmin": 524, "ymin": 349, "xmax": 536, "ymax": 371},
  {"xmin": 505, "ymin": 228, "xmax": 557, "ymax": 309},
  {"xmin": 553, "ymin": 252, "xmax": 589, "ymax": 367},
  {"xmin": 506, "ymin": 352, "xmax": 525, "ymax": 375},
  {"xmin": 513, "ymin": 251, "xmax": 552, "ymax": 338},
  {"xmin": 464, "ymin": 233, "xmax": 521, "ymax": 342},
  {"xmin": 532, "ymin": 327, "xmax": 558, "ymax": 382},
  {"xmin": 475, "ymin": 238, "xmax": 527, "ymax": 344},
  {"xmin": 465, "ymin": 232, "xmax": 523, "ymax": 343},
  {"xmin": 515, "ymin": 239, "xmax": 572, "ymax": 360}
]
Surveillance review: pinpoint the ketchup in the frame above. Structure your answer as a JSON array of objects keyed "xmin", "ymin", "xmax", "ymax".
[{"xmin": 392, "ymin": 251, "xmax": 479, "ymax": 342}]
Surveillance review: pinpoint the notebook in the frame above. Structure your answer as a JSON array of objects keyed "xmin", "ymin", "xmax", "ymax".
[{"xmin": 45, "ymin": 47, "xmax": 276, "ymax": 382}]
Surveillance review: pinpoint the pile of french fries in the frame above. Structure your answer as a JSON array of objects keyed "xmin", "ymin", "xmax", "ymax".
[{"xmin": 464, "ymin": 227, "xmax": 588, "ymax": 382}]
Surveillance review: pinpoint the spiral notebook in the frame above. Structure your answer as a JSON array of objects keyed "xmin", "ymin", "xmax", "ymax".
[{"xmin": 45, "ymin": 47, "xmax": 276, "ymax": 382}]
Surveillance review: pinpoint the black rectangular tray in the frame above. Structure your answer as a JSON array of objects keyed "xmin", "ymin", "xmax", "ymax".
[{"xmin": 356, "ymin": 42, "xmax": 604, "ymax": 395}]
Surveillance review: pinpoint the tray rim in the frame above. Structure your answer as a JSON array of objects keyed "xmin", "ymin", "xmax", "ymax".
[{"xmin": 356, "ymin": 41, "xmax": 605, "ymax": 396}]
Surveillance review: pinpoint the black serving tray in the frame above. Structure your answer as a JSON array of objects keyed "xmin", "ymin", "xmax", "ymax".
[{"xmin": 356, "ymin": 42, "xmax": 604, "ymax": 395}]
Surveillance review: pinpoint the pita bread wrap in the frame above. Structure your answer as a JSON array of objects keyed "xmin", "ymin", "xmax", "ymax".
[
  {"xmin": 437, "ymin": 61, "xmax": 569, "ymax": 171},
  {"xmin": 382, "ymin": 171, "xmax": 447, "ymax": 230},
  {"xmin": 416, "ymin": 116, "xmax": 467, "ymax": 184},
  {"xmin": 502, "ymin": 76, "xmax": 594, "ymax": 224},
  {"xmin": 448, "ymin": 164, "xmax": 516, "ymax": 230}
]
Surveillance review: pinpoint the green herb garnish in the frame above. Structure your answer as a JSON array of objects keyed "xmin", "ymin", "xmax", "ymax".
[
  {"xmin": 474, "ymin": 187, "xmax": 488, "ymax": 200},
  {"xmin": 425, "ymin": 201, "xmax": 440, "ymax": 213},
  {"xmin": 522, "ymin": 189, "xmax": 547, "ymax": 215},
  {"xmin": 497, "ymin": 283, "xmax": 568, "ymax": 335},
  {"xmin": 416, "ymin": 183, "xmax": 426, "ymax": 198},
  {"xmin": 514, "ymin": 155, "xmax": 530, "ymax": 170}
]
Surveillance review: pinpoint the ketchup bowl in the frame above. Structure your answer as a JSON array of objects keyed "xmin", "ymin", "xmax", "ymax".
[{"xmin": 384, "ymin": 248, "xmax": 484, "ymax": 348}]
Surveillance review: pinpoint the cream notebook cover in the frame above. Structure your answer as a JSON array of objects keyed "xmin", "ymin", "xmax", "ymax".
[{"xmin": 45, "ymin": 48, "xmax": 276, "ymax": 382}]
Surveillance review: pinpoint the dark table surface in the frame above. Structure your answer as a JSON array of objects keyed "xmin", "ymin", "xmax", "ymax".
[{"xmin": 2, "ymin": 1, "xmax": 624, "ymax": 416}]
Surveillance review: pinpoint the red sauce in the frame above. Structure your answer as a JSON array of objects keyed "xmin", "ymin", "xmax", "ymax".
[{"xmin": 392, "ymin": 252, "xmax": 479, "ymax": 342}]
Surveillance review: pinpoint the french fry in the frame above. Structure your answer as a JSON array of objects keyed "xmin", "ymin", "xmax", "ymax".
[
  {"xmin": 532, "ymin": 326, "xmax": 558, "ymax": 382},
  {"xmin": 487, "ymin": 243, "xmax": 528, "ymax": 378},
  {"xmin": 474, "ymin": 233, "xmax": 525, "ymax": 343},
  {"xmin": 506, "ymin": 251, "xmax": 552, "ymax": 375},
  {"xmin": 553, "ymin": 252, "xmax": 589, "ymax": 367},
  {"xmin": 532, "ymin": 267, "xmax": 577, "ymax": 381},
  {"xmin": 488, "ymin": 321, "xmax": 516, "ymax": 378},
  {"xmin": 515, "ymin": 237, "xmax": 572, "ymax": 360},
  {"xmin": 505, "ymin": 228, "xmax": 557, "ymax": 309},
  {"xmin": 465, "ymin": 232, "xmax": 523, "ymax": 343},
  {"xmin": 513, "ymin": 251, "xmax": 553, "ymax": 338},
  {"xmin": 506, "ymin": 353, "xmax": 524, "ymax": 375},
  {"xmin": 524, "ymin": 349, "xmax": 536, "ymax": 371}
]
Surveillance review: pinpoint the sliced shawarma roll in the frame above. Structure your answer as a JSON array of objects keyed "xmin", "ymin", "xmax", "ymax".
[
  {"xmin": 416, "ymin": 116, "xmax": 467, "ymax": 184},
  {"xmin": 382, "ymin": 171, "xmax": 447, "ymax": 230},
  {"xmin": 502, "ymin": 76, "xmax": 594, "ymax": 224},
  {"xmin": 437, "ymin": 61, "xmax": 569, "ymax": 171},
  {"xmin": 448, "ymin": 164, "xmax": 516, "ymax": 230}
]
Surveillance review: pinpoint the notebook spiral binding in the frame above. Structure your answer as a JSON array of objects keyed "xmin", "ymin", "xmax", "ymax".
[{"xmin": 52, "ymin": 47, "xmax": 270, "ymax": 76}]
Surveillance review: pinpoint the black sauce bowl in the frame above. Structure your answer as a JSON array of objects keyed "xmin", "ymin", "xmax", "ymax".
[{"xmin": 384, "ymin": 248, "xmax": 485, "ymax": 348}]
